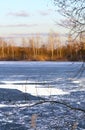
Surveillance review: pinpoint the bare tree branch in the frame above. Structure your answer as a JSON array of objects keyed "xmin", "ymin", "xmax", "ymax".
[
  {"xmin": 29, "ymin": 100, "xmax": 85, "ymax": 113},
  {"xmin": 54, "ymin": 0, "xmax": 85, "ymax": 38}
]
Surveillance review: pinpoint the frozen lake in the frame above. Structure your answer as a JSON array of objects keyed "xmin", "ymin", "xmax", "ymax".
[
  {"xmin": 0, "ymin": 61, "xmax": 85, "ymax": 96},
  {"xmin": 0, "ymin": 61, "xmax": 85, "ymax": 130}
]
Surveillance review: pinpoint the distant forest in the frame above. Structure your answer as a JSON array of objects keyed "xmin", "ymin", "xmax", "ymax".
[{"xmin": 0, "ymin": 33, "xmax": 85, "ymax": 61}]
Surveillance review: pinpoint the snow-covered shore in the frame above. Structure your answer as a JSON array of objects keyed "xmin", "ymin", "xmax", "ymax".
[{"xmin": 0, "ymin": 87, "xmax": 85, "ymax": 130}]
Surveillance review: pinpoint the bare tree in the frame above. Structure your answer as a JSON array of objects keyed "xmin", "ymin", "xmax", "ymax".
[
  {"xmin": 48, "ymin": 32, "xmax": 54, "ymax": 60},
  {"xmin": 54, "ymin": 0, "xmax": 85, "ymax": 61},
  {"xmin": 29, "ymin": 37, "xmax": 36, "ymax": 58},
  {"xmin": 54, "ymin": 0, "xmax": 85, "ymax": 39},
  {"xmin": 0, "ymin": 38, "xmax": 5, "ymax": 58}
]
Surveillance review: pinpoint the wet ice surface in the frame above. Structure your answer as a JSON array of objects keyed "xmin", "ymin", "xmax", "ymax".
[{"xmin": 0, "ymin": 61, "xmax": 85, "ymax": 130}]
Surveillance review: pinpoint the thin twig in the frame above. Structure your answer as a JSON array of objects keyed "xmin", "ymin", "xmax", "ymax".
[{"xmin": 29, "ymin": 100, "xmax": 85, "ymax": 113}]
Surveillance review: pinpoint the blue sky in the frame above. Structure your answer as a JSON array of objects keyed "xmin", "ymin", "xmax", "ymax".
[{"xmin": 0, "ymin": 0, "xmax": 65, "ymax": 37}]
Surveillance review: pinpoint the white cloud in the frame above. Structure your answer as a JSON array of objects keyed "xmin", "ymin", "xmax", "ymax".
[
  {"xmin": 0, "ymin": 24, "xmax": 38, "ymax": 27},
  {"xmin": 8, "ymin": 10, "xmax": 30, "ymax": 17},
  {"xmin": 38, "ymin": 9, "xmax": 53, "ymax": 16}
]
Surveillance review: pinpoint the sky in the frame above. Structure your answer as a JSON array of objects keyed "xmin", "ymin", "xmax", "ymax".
[{"xmin": 0, "ymin": 0, "xmax": 66, "ymax": 38}]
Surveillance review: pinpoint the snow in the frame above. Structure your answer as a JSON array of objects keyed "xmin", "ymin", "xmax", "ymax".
[{"xmin": 0, "ymin": 83, "xmax": 69, "ymax": 96}]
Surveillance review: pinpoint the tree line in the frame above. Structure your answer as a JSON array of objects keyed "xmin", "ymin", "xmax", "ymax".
[{"xmin": 0, "ymin": 33, "xmax": 85, "ymax": 61}]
